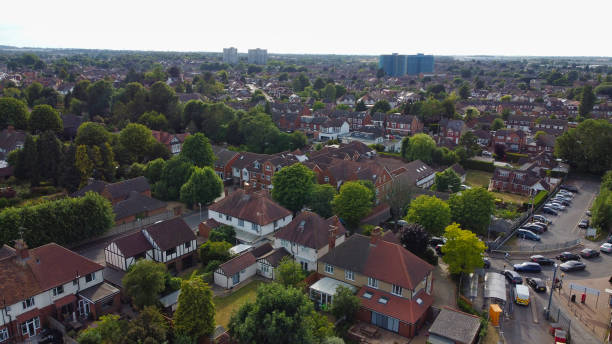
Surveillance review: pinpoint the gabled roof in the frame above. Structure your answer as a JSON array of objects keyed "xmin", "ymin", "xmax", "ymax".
[
  {"xmin": 111, "ymin": 231, "xmax": 153, "ymax": 258},
  {"xmin": 71, "ymin": 180, "xmax": 108, "ymax": 197},
  {"xmin": 144, "ymin": 217, "xmax": 196, "ymax": 251},
  {"xmin": 357, "ymin": 287, "xmax": 433, "ymax": 324},
  {"xmin": 113, "ymin": 191, "xmax": 167, "ymax": 221},
  {"xmin": 257, "ymin": 247, "xmax": 290, "ymax": 267},
  {"xmin": 428, "ymin": 307, "xmax": 481, "ymax": 343},
  {"xmin": 251, "ymin": 242, "xmax": 274, "ymax": 258},
  {"xmin": 151, "ymin": 130, "xmax": 189, "ymax": 145},
  {"xmin": 275, "ymin": 211, "xmax": 346, "ymax": 250},
  {"xmin": 208, "ymin": 189, "xmax": 292, "ymax": 226},
  {"xmin": 217, "ymin": 252, "xmax": 256, "ymax": 276},
  {"xmin": 319, "ymin": 234, "xmax": 433, "ymax": 290},
  {"xmin": 105, "ymin": 176, "xmax": 150, "ymax": 199}
]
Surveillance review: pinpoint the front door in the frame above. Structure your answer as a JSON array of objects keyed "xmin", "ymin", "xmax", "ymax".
[
  {"xmin": 21, "ymin": 317, "xmax": 40, "ymax": 338},
  {"xmin": 232, "ymin": 273, "xmax": 240, "ymax": 285},
  {"xmin": 78, "ymin": 299, "xmax": 90, "ymax": 317}
]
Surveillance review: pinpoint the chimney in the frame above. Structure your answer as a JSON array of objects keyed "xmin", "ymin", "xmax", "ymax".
[
  {"xmin": 370, "ymin": 227, "xmax": 383, "ymax": 246},
  {"xmin": 14, "ymin": 239, "xmax": 29, "ymax": 265},
  {"xmin": 328, "ymin": 225, "xmax": 337, "ymax": 250},
  {"xmin": 6, "ymin": 125, "xmax": 14, "ymax": 134},
  {"xmin": 198, "ymin": 221, "xmax": 211, "ymax": 239}
]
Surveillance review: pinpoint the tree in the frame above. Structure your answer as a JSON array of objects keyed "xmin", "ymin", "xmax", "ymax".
[
  {"xmin": 292, "ymin": 73, "xmax": 310, "ymax": 92},
  {"xmin": 126, "ymin": 306, "xmax": 170, "ymax": 343},
  {"xmin": 491, "ymin": 118, "xmax": 504, "ymax": 131},
  {"xmin": 229, "ymin": 283, "xmax": 334, "ymax": 344},
  {"xmin": 37, "ymin": 131, "xmax": 63, "ymax": 184},
  {"xmin": 180, "ymin": 133, "xmax": 215, "ymax": 167},
  {"xmin": 76, "ymin": 122, "xmax": 110, "ymax": 146},
  {"xmin": 272, "ymin": 163, "xmax": 315, "ymax": 213},
  {"xmin": 14, "ymin": 134, "xmax": 39, "ymax": 183},
  {"xmin": 313, "ymin": 78, "xmax": 326, "ymax": 90},
  {"xmin": 448, "ymin": 188, "xmax": 495, "ymax": 235},
  {"xmin": 355, "ymin": 100, "xmax": 366, "ymax": 111},
  {"xmin": 459, "ymin": 131, "xmax": 479, "ymax": 157},
  {"xmin": 174, "ymin": 276, "xmax": 215, "ymax": 341},
  {"xmin": 330, "ymin": 285, "xmax": 360, "ymax": 323},
  {"xmin": 138, "ymin": 110, "xmax": 168, "ymax": 130},
  {"xmin": 433, "ymin": 168, "xmax": 461, "ymax": 193},
  {"xmin": 464, "ymin": 107, "xmax": 480, "ymax": 121},
  {"xmin": 122, "ymin": 260, "xmax": 167, "ymax": 309},
  {"xmin": 0, "ymin": 97, "xmax": 28, "ymax": 129},
  {"xmin": 25, "ymin": 82, "xmax": 43, "ymax": 107},
  {"xmin": 308, "ymin": 184, "xmax": 336, "ymax": 218},
  {"xmin": 555, "ymin": 119, "xmax": 612, "ymax": 174},
  {"xmin": 198, "ymin": 240, "xmax": 232, "ymax": 265},
  {"xmin": 458, "ymin": 82, "xmax": 470, "ymax": 100},
  {"xmin": 322, "ymin": 83, "xmax": 336, "ymax": 102},
  {"xmin": 534, "ymin": 130, "xmax": 546, "ymax": 140},
  {"xmin": 87, "ymin": 80, "xmax": 113, "ymax": 116},
  {"xmin": 405, "ymin": 195, "xmax": 451, "ymax": 236},
  {"xmin": 208, "ymin": 225, "xmax": 236, "ymax": 244},
  {"xmin": 145, "ymin": 158, "xmax": 165, "ymax": 184},
  {"xmin": 579, "ymin": 85, "xmax": 595, "ymax": 116},
  {"xmin": 332, "ymin": 181, "xmax": 373, "ymax": 229},
  {"xmin": 77, "ymin": 314, "xmax": 127, "ymax": 344},
  {"xmin": 398, "ymin": 223, "xmax": 431, "ymax": 257},
  {"xmin": 276, "ymin": 256, "xmax": 306, "ymax": 287},
  {"xmin": 59, "ymin": 143, "xmax": 82, "ymax": 192},
  {"xmin": 442, "ymin": 223, "xmax": 487, "ymax": 274},
  {"xmin": 119, "ymin": 123, "xmax": 156, "ymax": 163},
  {"xmin": 591, "ymin": 187, "xmax": 612, "ymax": 233},
  {"xmin": 403, "ymin": 133, "xmax": 436, "ymax": 164},
  {"xmin": 180, "ymin": 167, "xmax": 223, "ymax": 208},
  {"xmin": 376, "ymin": 68, "xmax": 385, "ymax": 78},
  {"xmin": 371, "ymin": 100, "xmax": 391, "ymax": 113},
  {"xmin": 149, "ymin": 81, "xmax": 178, "ymax": 116},
  {"xmin": 29, "ymin": 104, "xmax": 62, "ymax": 134},
  {"xmin": 154, "ymin": 156, "xmax": 194, "ymax": 200}
]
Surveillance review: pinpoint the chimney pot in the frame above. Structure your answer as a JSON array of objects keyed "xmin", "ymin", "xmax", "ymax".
[
  {"xmin": 14, "ymin": 239, "xmax": 29, "ymax": 265},
  {"xmin": 328, "ymin": 225, "xmax": 337, "ymax": 250},
  {"xmin": 370, "ymin": 227, "xmax": 383, "ymax": 245}
]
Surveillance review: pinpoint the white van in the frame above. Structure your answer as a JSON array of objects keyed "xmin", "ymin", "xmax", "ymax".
[{"xmin": 515, "ymin": 285, "xmax": 530, "ymax": 306}]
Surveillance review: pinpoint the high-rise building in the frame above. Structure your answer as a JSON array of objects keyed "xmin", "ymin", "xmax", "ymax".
[
  {"xmin": 248, "ymin": 48, "xmax": 268, "ymax": 65},
  {"xmin": 379, "ymin": 53, "xmax": 434, "ymax": 76},
  {"xmin": 223, "ymin": 47, "xmax": 238, "ymax": 65},
  {"xmin": 406, "ymin": 53, "xmax": 434, "ymax": 75}
]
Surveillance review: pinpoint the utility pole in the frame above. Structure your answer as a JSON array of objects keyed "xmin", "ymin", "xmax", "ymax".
[
  {"xmin": 546, "ymin": 263, "xmax": 558, "ymax": 320},
  {"xmin": 198, "ymin": 202, "xmax": 202, "ymax": 221}
]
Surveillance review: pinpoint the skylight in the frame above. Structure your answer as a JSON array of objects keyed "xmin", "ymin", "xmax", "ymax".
[
  {"xmin": 363, "ymin": 292, "xmax": 373, "ymax": 299},
  {"xmin": 378, "ymin": 297, "xmax": 388, "ymax": 304}
]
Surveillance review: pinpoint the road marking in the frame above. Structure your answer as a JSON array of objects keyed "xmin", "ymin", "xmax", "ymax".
[{"xmin": 530, "ymin": 294, "xmax": 539, "ymax": 324}]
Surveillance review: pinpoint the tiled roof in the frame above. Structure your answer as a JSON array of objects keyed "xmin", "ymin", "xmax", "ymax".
[
  {"xmin": 251, "ymin": 243, "xmax": 274, "ymax": 258},
  {"xmin": 217, "ymin": 252, "xmax": 256, "ymax": 276},
  {"xmin": 105, "ymin": 176, "xmax": 150, "ymax": 199},
  {"xmin": 111, "ymin": 231, "xmax": 153, "ymax": 258},
  {"xmin": 319, "ymin": 234, "xmax": 433, "ymax": 290},
  {"xmin": 428, "ymin": 307, "xmax": 481, "ymax": 343},
  {"xmin": 144, "ymin": 217, "xmax": 196, "ymax": 251},
  {"xmin": 257, "ymin": 247, "xmax": 290, "ymax": 267},
  {"xmin": 113, "ymin": 191, "xmax": 167, "ymax": 221},
  {"xmin": 70, "ymin": 180, "xmax": 108, "ymax": 197},
  {"xmin": 274, "ymin": 211, "xmax": 346, "ymax": 250},
  {"xmin": 208, "ymin": 189, "xmax": 291, "ymax": 226},
  {"xmin": 357, "ymin": 286, "xmax": 433, "ymax": 324}
]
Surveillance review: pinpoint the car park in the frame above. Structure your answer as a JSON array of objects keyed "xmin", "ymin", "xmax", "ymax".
[
  {"xmin": 517, "ymin": 229, "xmax": 540, "ymax": 241},
  {"xmin": 532, "ymin": 221, "xmax": 549, "ymax": 231},
  {"xmin": 541, "ymin": 207, "xmax": 558, "ymax": 216},
  {"xmin": 578, "ymin": 219, "xmax": 589, "ymax": 229},
  {"xmin": 556, "ymin": 252, "xmax": 580, "ymax": 262},
  {"xmin": 522, "ymin": 223, "xmax": 545, "ymax": 233},
  {"xmin": 514, "ymin": 284, "xmax": 530, "ymax": 306},
  {"xmin": 560, "ymin": 184, "xmax": 579, "ymax": 193},
  {"xmin": 504, "ymin": 270, "xmax": 523, "ymax": 284},
  {"xmin": 580, "ymin": 248, "xmax": 600, "ymax": 259},
  {"xmin": 526, "ymin": 277, "xmax": 546, "ymax": 292},
  {"xmin": 513, "ymin": 262, "xmax": 542, "ymax": 273},
  {"xmin": 532, "ymin": 215, "xmax": 550, "ymax": 224},
  {"xmin": 600, "ymin": 243, "xmax": 612, "ymax": 253},
  {"xmin": 530, "ymin": 255, "xmax": 555, "ymax": 265},
  {"xmin": 559, "ymin": 260, "xmax": 586, "ymax": 272}
]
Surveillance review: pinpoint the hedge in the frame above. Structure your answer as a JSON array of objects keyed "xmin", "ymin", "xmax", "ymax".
[
  {"xmin": 531, "ymin": 190, "xmax": 549, "ymax": 208},
  {"xmin": 505, "ymin": 152, "xmax": 529, "ymax": 163},
  {"xmin": 0, "ymin": 191, "xmax": 114, "ymax": 247},
  {"xmin": 460, "ymin": 159, "xmax": 495, "ymax": 172}
]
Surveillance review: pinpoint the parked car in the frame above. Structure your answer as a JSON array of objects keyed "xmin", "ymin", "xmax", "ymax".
[
  {"xmin": 430, "ymin": 236, "xmax": 446, "ymax": 247},
  {"xmin": 585, "ymin": 210, "xmax": 591, "ymax": 217},
  {"xmin": 530, "ymin": 255, "xmax": 555, "ymax": 265},
  {"xmin": 546, "ymin": 202, "xmax": 565, "ymax": 211},
  {"xmin": 541, "ymin": 207, "xmax": 558, "ymax": 216},
  {"xmin": 559, "ymin": 260, "xmax": 586, "ymax": 272},
  {"xmin": 600, "ymin": 243, "xmax": 612, "ymax": 254},
  {"xmin": 533, "ymin": 215, "xmax": 550, "ymax": 224},
  {"xmin": 522, "ymin": 223, "xmax": 545, "ymax": 234},
  {"xmin": 483, "ymin": 257, "xmax": 491, "ymax": 269},
  {"xmin": 514, "ymin": 284, "xmax": 530, "ymax": 306},
  {"xmin": 560, "ymin": 184, "xmax": 579, "ymax": 193},
  {"xmin": 514, "ymin": 262, "xmax": 542, "ymax": 273},
  {"xmin": 504, "ymin": 270, "xmax": 523, "ymax": 284},
  {"xmin": 580, "ymin": 248, "xmax": 600, "ymax": 259},
  {"xmin": 556, "ymin": 252, "xmax": 581, "ymax": 262},
  {"xmin": 526, "ymin": 277, "xmax": 546, "ymax": 292},
  {"xmin": 517, "ymin": 229, "xmax": 541, "ymax": 241},
  {"xmin": 460, "ymin": 184, "xmax": 472, "ymax": 190},
  {"xmin": 552, "ymin": 198, "xmax": 571, "ymax": 206},
  {"xmin": 435, "ymin": 244, "xmax": 444, "ymax": 255},
  {"xmin": 578, "ymin": 219, "xmax": 589, "ymax": 229},
  {"xmin": 482, "ymin": 150, "xmax": 492, "ymax": 157}
]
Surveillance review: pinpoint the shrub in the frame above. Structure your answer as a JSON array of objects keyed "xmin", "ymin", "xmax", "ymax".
[
  {"xmin": 505, "ymin": 152, "xmax": 529, "ymax": 163},
  {"xmin": 531, "ymin": 190, "xmax": 548, "ymax": 208},
  {"xmin": 461, "ymin": 159, "xmax": 495, "ymax": 172}
]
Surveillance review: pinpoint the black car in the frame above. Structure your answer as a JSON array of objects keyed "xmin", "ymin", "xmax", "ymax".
[
  {"xmin": 430, "ymin": 236, "xmax": 446, "ymax": 247},
  {"xmin": 556, "ymin": 252, "xmax": 581, "ymax": 262},
  {"xmin": 522, "ymin": 224, "xmax": 545, "ymax": 234},
  {"xmin": 39, "ymin": 329, "xmax": 63, "ymax": 344},
  {"xmin": 526, "ymin": 277, "xmax": 546, "ymax": 292},
  {"xmin": 503, "ymin": 270, "xmax": 523, "ymax": 284},
  {"xmin": 483, "ymin": 258, "xmax": 491, "ymax": 269},
  {"xmin": 560, "ymin": 260, "xmax": 586, "ymax": 272},
  {"xmin": 529, "ymin": 255, "xmax": 554, "ymax": 265},
  {"xmin": 560, "ymin": 184, "xmax": 579, "ymax": 193},
  {"xmin": 578, "ymin": 219, "xmax": 589, "ymax": 229},
  {"xmin": 435, "ymin": 244, "xmax": 444, "ymax": 255},
  {"xmin": 580, "ymin": 248, "xmax": 600, "ymax": 259}
]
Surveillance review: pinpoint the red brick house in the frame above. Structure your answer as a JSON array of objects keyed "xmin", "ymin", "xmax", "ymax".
[
  {"xmin": 386, "ymin": 114, "xmax": 423, "ymax": 136},
  {"xmin": 212, "ymin": 146, "xmax": 240, "ymax": 181},
  {"xmin": 438, "ymin": 119, "xmax": 468, "ymax": 145},
  {"xmin": 151, "ymin": 130, "xmax": 189, "ymax": 155},
  {"xmin": 0, "ymin": 241, "xmax": 120, "ymax": 342},
  {"xmin": 316, "ymin": 230, "xmax": 434, "ymax": 338},
  {"xmin": 493, "ymin": 129, "xmax": 526, "ymax": 152},
  {"xmin": 72, "ymin": 176, "xmax": 152, "ymax": 205},
  {"xmin": 488, "ymin": 167, "xmax": 550, "ymax": 196}
]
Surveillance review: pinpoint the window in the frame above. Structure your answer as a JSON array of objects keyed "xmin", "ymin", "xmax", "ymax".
[
  {"xmin": 226, "ymin": 215, "xmax": 232, "ymax": 221},
  {"xmin": 266, "ymin": 175, "xmax": 270, "ymax": 181},
  {"xmin": 363, "ymin": 291, "xmax": 373, "ymax": 299},
  {"xmin": 324, "ymin": 176, "xmax": 329, "ymax": 183},
  {"xmin": 273, "ymin": 220, "xmax": 278, "ymax": 228},
  {"xmin": 0, "ymin": 327, "xmax": 8, "ymax": 342},
  {"xmin": 218, "ymin": 212, "xmax": 223, "ymax": 219},
  {"xmin": 251, "ymin": 223, "xmax": 259, "ymax": 231},
  {"xmin": 22, "ymin": 297, "xmax": 35, "ymax": 310},
  {"xmin": 165, "ymin": 247, "xmax": 176, "ymax": 256},
  {"xmin": 238, "ymin": 219, "xmax": 244, "ymax": 227},
  {"xmin": 345, "ymin": 270, "xmax": 354, "ymax": 281},
  {"xmin": 184, "ymin": 241, "xmax": 191, "ymax": 249},
  {"xmin": 73, "ymin": 279, "xmax": 78, "ymax": 286},
  {"xmin": 85, "ymin": 272, "xmax": 96, "ymax": 283},
  {"xmin": 324, "ymin": 264, "xmax": 334, "ymax": 274},
  {"xmin": 392, "ymin": 284, "xmax": 402, "ymax": 296},
  {"xmin": 52, "ymin": 285, "xmax": 64, "ymax": 296},
  {"xmin": 266, "ymin": 165, "xmax": 271, "ymax": 171},
  {"xmin": 367, "ymin": 277, "xmax": 378, "ymax": 289}
]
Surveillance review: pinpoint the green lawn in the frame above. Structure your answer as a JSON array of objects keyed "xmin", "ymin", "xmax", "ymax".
[
  {"xmin": 214, "ymin": 280, "xmax": 266, "ymax": 328},
  {"xmin": 465, "ymin": 170, "xmax": 529, "ymax": 204}
]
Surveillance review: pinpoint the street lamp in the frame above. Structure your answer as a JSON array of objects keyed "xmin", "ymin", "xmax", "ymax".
[{"xmin": 546, "ymin": 263, "xmax": 559, "ymax": 320}]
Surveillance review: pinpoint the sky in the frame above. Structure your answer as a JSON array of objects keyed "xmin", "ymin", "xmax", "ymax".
[{"xmin": 1, "ymin": 0, "xmax": 611, "ymax": 57}]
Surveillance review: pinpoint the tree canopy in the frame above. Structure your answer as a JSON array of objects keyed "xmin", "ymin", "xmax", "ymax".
[
  {"xmin": 307, "ymin": 184, "xmax": 336, "ymax": 218},
  {"xmin": 433, "ymin": 168, "xmax": 461, "ymax": 193},
  {"xmin": 448, "ymin": 187, "xmax": 495, "ymax": 235},
  {"xmin": 174, "ymin": 276, "xmax": 216, "ymax": 341},
  {"xmin": 29, "ymin": 104, "xmax": 62, "ymax": 134},
  {"xmin": 442, "ymin": 223, "xmax": 487, "ymax": 274},
  {"xmin": 398, "ymin": 223, "xmax": 431, "ymax": 258},
  {"xmin": 0, "ymin": 97, "xmax": 28, "ymax": 129},
  {"xmin": 555, "ymin": 119, "xmax": 612, "ymax": 174},
  {"xmin": 276, "ymin": 256, "xmax": 306, "ymax": 287},
  {"xmin": 180, "ymin": 133, "xmax": 215, "ymax": 167},
  {"xmin": 332, "ymin": 181, "xmax": 373, "ymax": 229},
  {"xmin": 405, "ymin": 195, "xmax": 451, "ymax": 236},
  {"xmin": 122, "ymin": 260, "xmax": 167, "ymax": 309},
  {"xmin": 180, "ymin": 166, "xmax": 223, "ymax": 208},
  {"xmin": 330, "ymin": 285, "xmax": 360, "ymax": 323},
  {"xmin": 272, "ymin": 163, "xmax": 316, "ymax": 213},
  {"xmin": 402, "ymin": 133, "xmax": 437, "ymax": 164}
]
